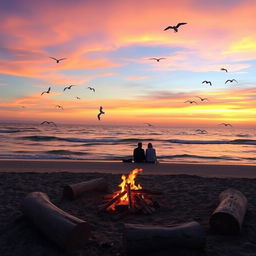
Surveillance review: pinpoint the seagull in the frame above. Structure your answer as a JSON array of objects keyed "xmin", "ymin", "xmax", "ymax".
[
  {"xmin": 196, "ymin": 96, "xmax": 209, "ymax": 102},
  {"xmin": 63, "ymin": 85, "xmax": 75, "ymax": 91},
  {"xmin": 164, "ymin": 22, "xmax": 187, "ymax": 32},
  {"xmin": 144, "ymin": 123, "xmax": 153, "ymax": 127},
  {"xmin": 41, "ymin": 87, "xmax": 51, "ymax": 95},
  {"xmin": 219, "ymin": 123, "xmax": 232, "ymax": 127},
  {"xmin": 55, "ymin": 105, "xmax": 64, "ymax": 110},
  {"xmin": 184, "ymin": 100, "xmax": 197, "ymax": 104},
  {"xmin": 195, "ymin": 129, "xmax": 208, "ymax": 134},
  {"xmin": 225, "ymin": 79, "xmax": 238, "ymax": 84},
  {"xmin": 40, "ymin": 121, "xmax": 57, "ymax": 127},
  {"xmin": 97, "ymin": 106, "xmax": 105, "ymax": 120},
  {"xmin": 75, "ymin": 96, "xmax": 81, "ymax": 100},
  {"xmin": 220, "ymin": 68, "xmax": 228, "ymax": 72},
  {"xmin": 49, "ymin": 57, "xmax": 66, "ymax": 63},
  {"xmin": 149, "ymin": 58, "xmax": 166, "ymax": 62},
  {"xmin": 88, "ymin": 87, "xmax": 95, "ymax": 92},
  {"xmin": 202, "ymin": 80, "xmax": 212, "ymax": 86}
]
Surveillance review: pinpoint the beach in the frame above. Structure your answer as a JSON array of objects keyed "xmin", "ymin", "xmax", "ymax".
[{"xmin": 1, "ymin": 160, "xmax": 256, "ymax": 256}]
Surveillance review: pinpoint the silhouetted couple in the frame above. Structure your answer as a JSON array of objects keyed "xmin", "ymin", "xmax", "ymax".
[{"xmin": 133, "ymin": 142, "xmax": 157, "ymax": 163}]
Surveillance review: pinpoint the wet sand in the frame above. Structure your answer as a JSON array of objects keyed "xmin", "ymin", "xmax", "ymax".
[{"xmin": 0, "ymin": 159, "xmax": 256, "ymax": 178}]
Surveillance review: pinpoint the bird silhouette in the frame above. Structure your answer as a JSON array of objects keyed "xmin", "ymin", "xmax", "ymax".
[
  {"xmin": 97, "ymin": 106, "xmax": 105, "ymax": 120},
  {"xmin": 40, "ymin": 121, "xmax": 57, "ymax": 127},
  {"xmin": 144, "ymin": 123, "xmax": 153, "ymax": 127},
  {"xmin": 202, "ymin": 80, "xmax": 212, "ymax": 86},
  {"xmin": 225, "ymin": 79, "xmax": 238, "ymax": 84},
  {"xmin": 49, "ymin": 57, "xmax": 66, "ymax": 63},
  {"xmin": 196, "ymin": 96, "xmax": 209, "ymax": 102},
  {"xmin": 164, "ymin": 22, "xmax": 187, "ymax": 32},
  {"xmin": 63, "ymin": 85, "xmax": 75, "ymax": 91},
  {"xmin": 88, "ymin": 87, "xmax": 95, "ymax": 92},
  {"xmin": 220, "ymin": 68, "xmax": 228, "ymax": 72},
  {"xmin": 75, "ymin": 97, "xmax": 81, "ymax": 100},
  {"xmin": 184, "ymin": 100, "xmax": 197, "ymax": 104},
  {"xmin": 195, "ymin": 129, "xmax": 208, "ymax": 134},
  {"xmin": 149, "ymin": 58, "xmax": 166, "ymax": 62},
  {"xmin": 55, "ymin": 105, "xmax": 63, "ymax": 110},
  {"xmin": 219, "ymin": 123, "xmax": 232, "ymax": 127},
  {"xmin": 41, "ymin": 87, "xmax": 51, "ymax": 95}
]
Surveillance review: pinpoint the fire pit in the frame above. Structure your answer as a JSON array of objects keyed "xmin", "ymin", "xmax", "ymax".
[{"xmin": 99, "ymin": 168, "xmax": 162, "ymax": 214}]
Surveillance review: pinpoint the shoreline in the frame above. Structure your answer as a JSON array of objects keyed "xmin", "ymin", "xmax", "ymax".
[{"xmin": 0, "ymin": 159, "xmax": 255, "ymax": 178}]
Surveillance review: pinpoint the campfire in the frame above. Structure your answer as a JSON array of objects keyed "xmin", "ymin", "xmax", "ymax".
[{"xmin": 99, "ymin": 168, "xmax": 161, "ymax": 214}]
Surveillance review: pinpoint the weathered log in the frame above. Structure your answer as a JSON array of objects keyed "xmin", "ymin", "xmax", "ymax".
[
  {"xmin": 123, "ymin": 221, "xmax": 205, "ymax": 255},
  {"xmin": 63, "ymin": 177, "xmax": 108, "ymax": 200},
  {"xmin": 22, "ymin": 192, "xmax": 91, "ymax": 251},
  {"xmin": 210, "ymin": 188, "xmax": 248, "ymax": 234}
]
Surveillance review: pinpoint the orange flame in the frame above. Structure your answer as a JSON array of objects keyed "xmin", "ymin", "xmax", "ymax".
[{"xmin": 109, "ymin": 168, "xmax": 143, "ymax": 210}]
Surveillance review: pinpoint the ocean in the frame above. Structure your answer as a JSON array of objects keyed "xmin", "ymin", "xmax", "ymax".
[{"xmin": 0, "ymin": 123, "xmax": 255, "ymax": 165}]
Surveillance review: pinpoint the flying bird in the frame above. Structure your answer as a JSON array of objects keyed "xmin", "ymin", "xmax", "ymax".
[
  {"xmin": 41, "ymin": 87, "xmax": 51, "ymax": 95},
  {"xmin": 164, "ymin": 22, "xmax": 187, "ymax": 32},
  {"xmin": 225, "ymin": 79, "xmax": 238, "ymax": 84},
  {"xmin": 219, "ymin": 123, "xmax": 232, "ymax": 127},
  {"xmin": 97, "ymin": 106, "xmax": 105, "ymax": 120},
  {"xmin": 144, "ymin": 123, "xmax": 153, "ymax": 127},
  {"xmin": 88, "ymin": 87, "xmax": 95, "ymax": 92},
  {"xmin": 196, "ymin": 96, "xmax": 209, "ymax": 102},
  {"xmin": 195, "ymin": 129, "xmax": 208, "ymax": 134},
  {"xmin": 55, "ymin": 105, "xmax": 64, "ymax": 110},
  {"xmin": 63, "ymin": 85, "xmax": 75, "ymax": 91},
  {"xmin": 202, "ymin": 80, "xmax": 212, "ymax": 86},
  {"xmin": 184, "ymin": 100, "xmax": 197, "ymax": 104},
  {"xmin": 49, "ymin": 57, "xmax": 66, "ymax": 63},
  {"xmin": 75, "ymin": 96, "xmax": 81, "ymax": 100},
  {"xmin": 149, "ymin": 58, "xmax": 166, "ymax": 62},
  {"xmin": 40, "ymin": 121, "xmax": 57, "ymax": 127},
  {"xmin": 220, "ymin": 68, "xmax": 228, "ymax": 72}
]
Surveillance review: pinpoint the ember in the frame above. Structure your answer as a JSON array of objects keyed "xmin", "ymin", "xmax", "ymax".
[{"xmin": 99, "ymin": 168, "xmax": 162, "ymax": 214}]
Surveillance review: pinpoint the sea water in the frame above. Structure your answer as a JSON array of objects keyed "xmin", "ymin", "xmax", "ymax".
[{"xmin": 0, "ymin": 123, "xmax": 255, "ymax": 165}]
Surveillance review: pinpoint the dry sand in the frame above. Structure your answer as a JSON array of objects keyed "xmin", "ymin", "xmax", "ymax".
[{"xmin": 0, "ymin": 160, "xmax": 256, "ymax": 256}]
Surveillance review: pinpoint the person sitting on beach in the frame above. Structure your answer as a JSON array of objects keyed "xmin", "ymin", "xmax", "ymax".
[
  {"xmin": 146, "ymin": 143, "xmax": 157, "ymax": 163},
  {"xmin": 133, "ymin": 142, "xmax": 146, "ymax": 163}
]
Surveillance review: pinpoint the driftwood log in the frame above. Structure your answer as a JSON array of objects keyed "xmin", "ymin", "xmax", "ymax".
[
  {"xmin": 22, "ymin": 192, "xmax": 91, "ymax": 251},
  {"xmin": 210, "ymin": 188, "xmax": 248, "ymax": 234},
  {"xmin": 63, "ymin": 177, "xmax": 108, "ymax": 199},
  {"xmin": 123, "ymin": 221, "xmax": 205, "ymax": 255}
]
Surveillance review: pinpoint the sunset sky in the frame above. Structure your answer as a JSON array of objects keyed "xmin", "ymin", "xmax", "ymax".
[{"xmin": 0, "ymin": 0, "xmax": 256, "ymax": 127}]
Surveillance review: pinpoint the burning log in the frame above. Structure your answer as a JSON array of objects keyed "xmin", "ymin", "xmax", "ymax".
[
  {"xmin": 123, "ymin": 221, "xmax": 205, "ymax": 255},
  {"xmin": 130, "ymin": 189, "xmax": 162, "ymax": 195},
  {"xmin": 99, "ymin": 169, "xmax": 159, "ymax": 214},
  {"xmin": 134, "ymin": 194, "xmax": 155, "ymax": 214},
  {"xmin": 209, "ymin": 188, "xmax": 248, "ymax": 234},
  {"xmin": 21, "ymin": 192, "xmax": 91, "ymax": 251},
  {"xmin": 98, "ymin": 190, "xmax": 127, "ymax": 212},
  {"xmin": 126, "ymin": 183, "xmax": 134, "ymax": 212},
  {"xmin": 63, "ymin": 177, "xmax": 108, "ymax": 200}
]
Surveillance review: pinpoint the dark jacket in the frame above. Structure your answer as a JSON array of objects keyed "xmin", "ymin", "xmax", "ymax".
[{"xmin": 133, "ymin": 147, "xmax": 146, "ymax": 162}]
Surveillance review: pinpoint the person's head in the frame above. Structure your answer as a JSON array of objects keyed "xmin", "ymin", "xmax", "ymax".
[
  {"xmin": 148, "ymin": 143, "xmax": 153, "ymax": 148},
  {"xmin": 138, "ymin": 142, "xmax": 142, "ymax": 148}
]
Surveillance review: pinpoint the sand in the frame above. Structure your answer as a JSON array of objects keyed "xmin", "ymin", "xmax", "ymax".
[{"xmin": 0, "ymin": 160, "xmax": 256, "ymax": 256}]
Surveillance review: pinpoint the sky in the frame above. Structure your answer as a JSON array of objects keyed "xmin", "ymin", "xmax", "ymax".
[{"xmin": 0, "ymin": 0, "xmax": 256, "ymax": 127}]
